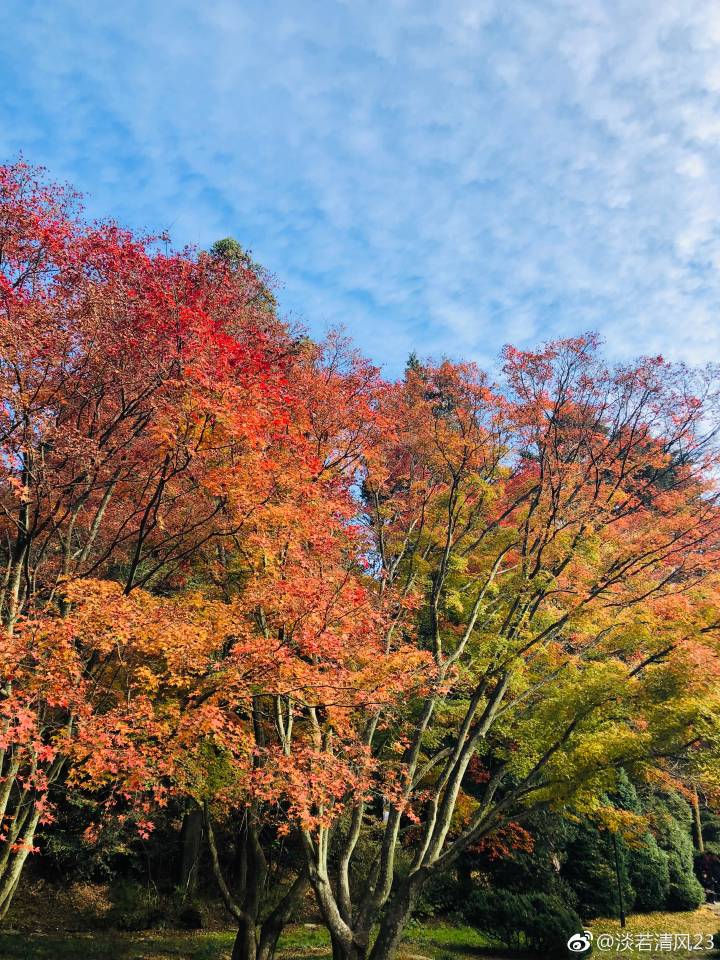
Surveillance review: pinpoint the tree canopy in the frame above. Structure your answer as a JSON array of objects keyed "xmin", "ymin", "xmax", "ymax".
[{"xmin": 2, "ymin": 161, "xmax": 720, "ymax": 960}]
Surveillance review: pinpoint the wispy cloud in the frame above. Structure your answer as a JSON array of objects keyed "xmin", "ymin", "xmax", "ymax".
[{"xmin": 2, "ymin": 0, "xmax": 720, "ymax": 374}]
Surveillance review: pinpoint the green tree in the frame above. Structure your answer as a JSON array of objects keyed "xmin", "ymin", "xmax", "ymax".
[
  {"xmin": 649, "ymin": 791, "xmax": 705, "ymax": 910},
  {"xmin": 210, "ymin": 237, "xmax": 277, "ymax": 313}
]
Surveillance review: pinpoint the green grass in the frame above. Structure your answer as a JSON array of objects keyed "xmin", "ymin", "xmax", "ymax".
[
  {"xmin": 0, "ymin": 929, "xmax": 237, "ymax": 960},
  {"xmin": 0, "ymin": 922, "xmax": 497, "ymax": 960},
  {"xmin": 0, "ymin": 912, "xmax": 716, "ymax": 960},
  {"xmin": 401, "ymin": 920, "xmax": 493, "ymax": 956}
]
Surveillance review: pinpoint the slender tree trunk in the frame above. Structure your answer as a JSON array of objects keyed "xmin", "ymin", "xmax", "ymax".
[
  {"xmin": 5, "ymin": 545, "xmax": 26, "ymax": 633},
  {"xmin": 0, "ymin": 873, "xmax": 20, "ymax": 922},
  {"xmin": 229, "ymin": 869, "xmax": 311, "ymax": 960},
  {"xmin": 331, "ymin": 934, "xmax": 345, "ymax": 960},
  {"xmin": 256, "ymin": 920, "xmax": 284, "ymax": 960},
  {"xmin": 692, "ymin": 785, "xmax": 705, "ymax": 854},
  {"xmin": 302, "ymin": 827, "xmax": 368, "ymax": 960},
  {"xmin": 0, "ymin": 806, "xmax": 41, "ymax": 920},
  {"xmin": 206, "ymin": 806, "xmax": 308, "ymax": 960},
  {"xmin": 180, "ymin": 805, "xmax": 204, "ymax": 900},
  {"xmin": 5, "ymin": 461, "xmax": 30, "ymax": 634},
  {"xmin": 256, "ymin": 870, "xmax": 310, "ymax": 960},
  {"xmin": 307, "ymin": 880, "xmax": 369, "ymax": 960}
]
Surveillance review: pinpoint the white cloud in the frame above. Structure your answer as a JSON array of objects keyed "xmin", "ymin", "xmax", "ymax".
[
  {"xmin": 676, "ymin": 154, "xmax": 706, "ymax": 178},
  {"xmin": 2, "ymin": 0, "xmax": 720, "ymax": 374}
]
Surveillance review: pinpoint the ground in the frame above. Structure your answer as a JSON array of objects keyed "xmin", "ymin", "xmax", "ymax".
[
  {"xmin": 0, "ymin": 923, "xmax": 491, "ymax": 960},
  {"xmin": 0, "ymin": 911, "xmax": 718, "ymax": 960},
  {"xmin": 589, "ymin": 906, "xmax": 720, "ymax": 957}
]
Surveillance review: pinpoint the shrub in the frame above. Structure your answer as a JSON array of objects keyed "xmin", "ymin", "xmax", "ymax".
[
  {"xmin": 413, "ymin": 868, "xmax": 460, "ymax": 919},
  {"xmin": 649, "ymin": 792, "xmax": 705, "ymax": 911},
  {"xmin": 176, "ymin": 899, "xmax": 209, "ymax": 929},
  {"xmin": 666, "ymin": 866, "xmax": 705, "ymax": 911},
  {"xmin": 106, "ymin": 880, "xmax": 164, "ymax": 931},
  {"xmin": 628, "ymin": 834, "xmax": 671, "ymax": 911},
  {"xmin": 561, "ymin": 823, "xmax": 635, "ymax": 920},
  {"xmin": 464, "ymin": 886, "xmax": 587, "ymax": 958}
]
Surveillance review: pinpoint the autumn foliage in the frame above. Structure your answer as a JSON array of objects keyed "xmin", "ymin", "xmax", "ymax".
[{"xmin": 1, "ymin": 162, "xmax": 720, "ymax": 960}]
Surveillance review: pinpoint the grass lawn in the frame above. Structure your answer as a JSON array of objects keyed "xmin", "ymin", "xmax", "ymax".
[
  {"xmin": 0, "ymin": 929, "xmax": 239, "ymax": 960},
  {"xmin": 589, "ymin": 906, "xmax": 719, "ymax": 957},
  {"xmin": 0, "ymin": 921, "xmax": 497, "ymax": 960},
  {"xmin": 0, "ymin": 912, "xmax": 717, "ymax": 959}
]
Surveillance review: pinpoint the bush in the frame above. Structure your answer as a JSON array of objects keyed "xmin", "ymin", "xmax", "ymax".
[
  {"xmin": 666, "ymin": 867, "xmax": 705, "ymax": 911},
  {"xmin": 562, "ymin": 823, "xmax": 635, "ymax": 920},
  {"xmin": 649, "ymin": 792, "xmax": 705, "ymax": 911},
  {"xmin": 629, "ymin": 834, "xmax": 670, "ymax": 911},
  {"xmin": 464, "ymin": 886, "xmax": 587, "ymax": 958},
  {"xmin": 413, "ymin": 868, "xmax": 460, "ymax": 919},
  {"xmin": 105, "ymin": 880, "xmax": 164, "ymax": 931},
  {"xmin": 176, "ymin": 899, "xmax": 209, "ymax": 929}
]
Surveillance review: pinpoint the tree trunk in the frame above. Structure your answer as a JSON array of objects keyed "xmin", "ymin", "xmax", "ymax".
[
  {"xmin": 457, "ymin": 856, "xmax": 473, "ymax": 901},
  {"xmin": 256, "ymin": 870, "xmax": 310, "ymax": 960},
  {"xmin": 231, "ymin": 914, "xmax": 257, "ymax": 960},
  {"xmin": 368, "ymin": 876, "xmax": 422, "ymax": 960},
  {"xmin": 206, "ymin": 806, "xmax": 309, "ymax": 960},
  {"xmin": 256, "ymin": 922, "xmax": 284, "ymax": 960},
  {"xmin": 230, "ymin": 869, "xmax": 311, "ymax": 960},
  {"xmin": 180, "ymin": 805, "xmax": 204, "ymax": 900},
  {"xmin": 0, "ymin": 806, "xmax": 41, "ymax": 920},
  {"xmin": 302, "ymin": 847, "xmax": 363, "ymax": 960},
  {"xmin": 329, "ymin": 931, "xmax": 368, "ymax": 960},
  {"xmin": 0, "ymin": 872, "xmax": 20, "ymax": 922},
  {"xmin": 692, "ymin": 785, "xmax": 705, "ymax": 853}
]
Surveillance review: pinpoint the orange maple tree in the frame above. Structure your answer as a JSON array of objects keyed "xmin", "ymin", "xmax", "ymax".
[
  {"xmin": 299, "ymin": 341, "xmax": 720, "ymax": 960},
  {"xmin": 0, "ymin": 160, "xmax": 292, "ymax": 914},
  {"xmin": 0, "ymin": 165, "xmax": 425, "ymax": 955}
]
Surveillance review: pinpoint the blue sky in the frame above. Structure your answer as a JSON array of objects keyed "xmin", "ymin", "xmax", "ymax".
[{"xmin": 1, "ymin": 1, "xmax": 720, "ymax": 376}]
